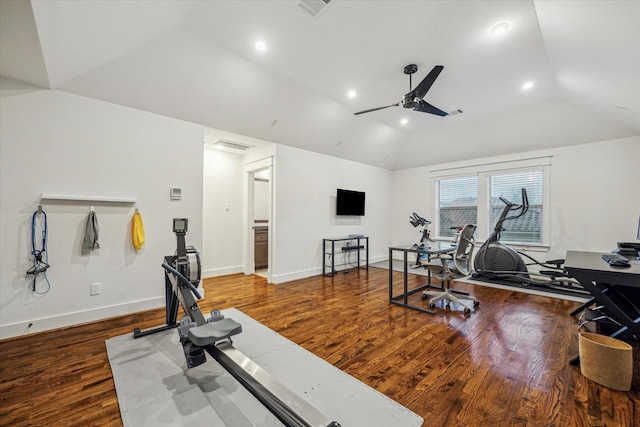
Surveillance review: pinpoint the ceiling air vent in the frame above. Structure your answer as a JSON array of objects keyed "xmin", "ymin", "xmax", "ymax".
[
  {"xmin": 298, "ymin": 0, "xmax": 332, "ymax": 18},
  {"xmin": 214, "ymin": 139, "xmax": 255, "ymax": 151}
]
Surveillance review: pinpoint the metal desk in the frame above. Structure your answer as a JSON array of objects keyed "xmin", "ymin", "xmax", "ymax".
[
  {"xmin": 564, "ymin": 250, "xmax": 640, "ymax": 364},
  {"xmin": 388, "ymin": 243, "xmax": 456, "ymax": 314}
]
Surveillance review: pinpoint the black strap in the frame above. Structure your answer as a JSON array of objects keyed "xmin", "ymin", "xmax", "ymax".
[{"xmin": 27, "ymin": 208, "xmax": 51, "ymax": 293}]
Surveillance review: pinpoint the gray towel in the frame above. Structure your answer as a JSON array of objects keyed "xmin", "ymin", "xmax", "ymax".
[{"xmin": 82, "ymin": 211, "xmax": 100, "ymax": 253}]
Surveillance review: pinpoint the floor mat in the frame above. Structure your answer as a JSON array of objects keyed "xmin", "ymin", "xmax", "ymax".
[{"xmin": 106, "ymin": 308, "xmax": 423, "ymax": 427}]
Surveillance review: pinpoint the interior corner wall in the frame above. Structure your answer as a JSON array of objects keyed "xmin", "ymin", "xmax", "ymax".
[
  {"xmin": 0, "ymin": 87, "xmax": 204, "ymax": 339},
  {"xmin": 271, "ymin": 144, "xmax": 392, "ymax": 283},
  {"xmin": 390, "ymin": 135, "xmax": 640, "ymax": 260},
  {"xmin": 202, "ymin": 148, "xmax": 244, "ymax": 277}
]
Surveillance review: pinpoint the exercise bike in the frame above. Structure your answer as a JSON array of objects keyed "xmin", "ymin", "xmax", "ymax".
[
  {"xmin": 408, "ymin": 212, "xmax": 434, "ymax": 268},
  {"xmin": 473, "ymin": 189, "xmax": 584, "ymax": 292}
]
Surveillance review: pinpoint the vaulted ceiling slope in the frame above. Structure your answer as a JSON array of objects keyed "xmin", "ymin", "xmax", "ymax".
[{"xmin": 1, "ymin": 0, "xmax": 638, "ymax": 170}]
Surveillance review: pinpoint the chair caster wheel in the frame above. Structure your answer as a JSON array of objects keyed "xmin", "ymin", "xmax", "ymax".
[
  {"xmin": 464, "ymin": 308, "xmax": 471, "ymax": 314},
  {"xmin": 445, "ymin": 304, "xmax": 450, "ymax": 310},
  {"xmin": 474, "ymin": 301, "xmax": 480, "ymax": 307},
  {"xmin": 429, "ymin": 303, "xmax": 435, "ymax": 308},
  {"xmin": 421, "ymin": 294, "xmax": 428, "ymax": 300}
]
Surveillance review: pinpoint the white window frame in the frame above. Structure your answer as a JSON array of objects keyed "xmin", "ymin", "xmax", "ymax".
[{"xmin": 431, "ymin": 156, "xmax": 551, "ymax": 249}]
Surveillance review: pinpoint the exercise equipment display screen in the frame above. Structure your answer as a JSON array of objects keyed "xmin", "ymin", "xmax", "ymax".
[{"xmin": 173, "ymin": 218, "xmax": 188, "ymax": 233}]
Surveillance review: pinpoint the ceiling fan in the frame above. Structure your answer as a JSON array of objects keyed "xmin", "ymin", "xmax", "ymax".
[{"xmin": 354, "ymin": 64, "xmax": 456, "ymax": 117}]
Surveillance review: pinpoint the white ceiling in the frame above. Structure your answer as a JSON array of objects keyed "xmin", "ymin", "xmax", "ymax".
[{"xmin": 1, "ymin": 0, "xmax": 638, "ymax": 170}]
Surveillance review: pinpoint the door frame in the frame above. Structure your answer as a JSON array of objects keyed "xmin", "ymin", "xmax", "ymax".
[{"xmin": 243, "ymin": 156, "xmax": 273, "ymax": 282}]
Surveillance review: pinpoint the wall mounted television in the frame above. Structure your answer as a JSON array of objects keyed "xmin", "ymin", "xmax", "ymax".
[{"xmin": 336, "ymin": 189, "xmax": 365, "ymax": 216}]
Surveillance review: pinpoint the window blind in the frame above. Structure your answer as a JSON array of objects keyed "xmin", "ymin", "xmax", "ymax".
[
  {"xmin": 437, "ymin": 176, "xmax": 478, "ymax": 238},
  {"xmin": 489, "ymin": 170, "xmax": 543, "ymax": 243}
]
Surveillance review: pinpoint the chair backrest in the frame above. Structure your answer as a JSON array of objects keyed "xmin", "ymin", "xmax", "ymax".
[{"xmin": 453, "ymin": 224, "xmax": 476, "ymax": 275}]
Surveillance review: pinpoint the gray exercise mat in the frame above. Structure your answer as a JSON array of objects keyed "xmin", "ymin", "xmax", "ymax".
[{"xmin": 106, "ymin": 308, "xmax": 423, "ymax": 427}]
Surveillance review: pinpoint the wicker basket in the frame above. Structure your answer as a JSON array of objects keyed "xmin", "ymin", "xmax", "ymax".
[{"xmin": 579, "ymin": 332, "xmax": 633, "ymax": 391}]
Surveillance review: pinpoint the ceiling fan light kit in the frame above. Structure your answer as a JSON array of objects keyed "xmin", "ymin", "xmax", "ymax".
[{"xmin": 354, "ymin": 64, "xmax": 455, "ymax": 118}]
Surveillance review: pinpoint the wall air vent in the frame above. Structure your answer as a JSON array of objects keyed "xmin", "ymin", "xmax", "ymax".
[
  {"xmin": 214, "ymin": 139, "xmax": 255, "ymax": 151},
  {"xmin": 298, "ymin": 0, "xmax": 332, "ymax": 18}
]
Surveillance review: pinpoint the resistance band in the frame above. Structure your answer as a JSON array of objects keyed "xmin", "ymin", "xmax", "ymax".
[{"xmin": 26, "ymin": 207, "xmax": 51, "ymax": 294}]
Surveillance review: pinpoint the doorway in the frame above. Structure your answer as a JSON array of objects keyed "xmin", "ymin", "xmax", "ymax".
[
  {"xmin": 253, "ymin": 169, "xmax": 270, "ymax": 278},
  {"xmin": 244, "ymin": 157, "xmax": 273, "ymax": 281}
]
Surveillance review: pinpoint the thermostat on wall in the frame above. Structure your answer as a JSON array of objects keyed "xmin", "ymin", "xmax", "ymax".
[{"xmin": 170, "ymin": 187, "xmax": 182, "ymax": 200}]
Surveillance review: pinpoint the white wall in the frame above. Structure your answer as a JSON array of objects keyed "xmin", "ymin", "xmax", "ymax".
[
  {"xmin": 0, "ymin": 82, "xmax": 204, "ymax": 339},
  {"xmin": 391, "ymin": 136, "xmax": 640, "ymax": 261},
  {"xmin": 548, "ymin": 136, "xmax": 640, "ymax": 256},
  {"xmin": 202, "ymin": 147, "xmax": 244, "ymax": 277},
  {"xmin": 272, "ymin": 144, "xmax": 392, "ymax": 283}
]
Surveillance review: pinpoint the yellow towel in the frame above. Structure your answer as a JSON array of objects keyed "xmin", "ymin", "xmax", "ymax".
[{"xmin": 132, "ymin": 212, "xmax": 145, "ymax": 250}]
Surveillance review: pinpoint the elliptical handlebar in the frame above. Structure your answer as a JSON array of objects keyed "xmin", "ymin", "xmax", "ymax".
[
  {"xmin": 499, "ymin": 188, "xmax": 529, "ymax": 213},
  {"xmin": 498, "ymin": 196, "xmax": 513, "ymax": 207},
  {"xmin": 492, "ymin": 188, "xmax": 530, "ymax": 235},
  {"xmin": 520, "ymin": 187, "xmax": 529, "ymax": 216}
]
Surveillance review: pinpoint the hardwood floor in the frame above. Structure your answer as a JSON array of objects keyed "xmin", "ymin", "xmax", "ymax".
[{"xmin": 1, "ymin": 267, "xmax": 638, "ymax": 426}]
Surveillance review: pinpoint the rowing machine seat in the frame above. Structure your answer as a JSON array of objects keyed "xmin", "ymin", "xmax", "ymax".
[{"xmin": 187, "ymin": 318, "xmax": 242, "ymax": 346}]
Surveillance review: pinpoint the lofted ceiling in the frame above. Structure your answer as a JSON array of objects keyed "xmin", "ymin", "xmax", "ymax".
[{"xmin": 1, "ymin": 0, "xmax": 638, "ymax": 170}]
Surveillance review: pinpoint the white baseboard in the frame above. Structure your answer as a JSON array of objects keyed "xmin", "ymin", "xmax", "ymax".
[
  {"xmin": 202, "ymin": 265, "xmax": 244, "ymax": 278},
  {"xmin": 270, "ymin": 267, "xmax": 322, "ymax": 284},
  {"xmin": 0, "ymin": 296, "xmax": 164, "ymax": 340},
  {"xmin": 270, "ymin": 256, "xmax": 386, "ymax": 284}
]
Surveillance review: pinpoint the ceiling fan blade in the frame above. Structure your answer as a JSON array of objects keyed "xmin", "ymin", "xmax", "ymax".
[
  {"xmin": 412, "ymin": 65, "xmax": 444, "ymax": 100},
  {"xmin": 414, "ymin": 100, "xmax": 449, "ymax": 116},
  {"xmin": 354, "ymin": 102, "xmax": 400, "ymax": 115}
]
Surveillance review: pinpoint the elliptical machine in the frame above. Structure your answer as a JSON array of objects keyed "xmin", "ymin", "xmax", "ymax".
[
  {"xmin": 473, "ymin": 189, "xmax": 529, "ymax": 279},
  {"xmin": 473, "ymin": 189, "xmax": 583, "ymax": 291}
]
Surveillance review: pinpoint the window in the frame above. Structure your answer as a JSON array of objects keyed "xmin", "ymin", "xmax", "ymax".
[
  {"xmin": 489, "ymin": 170, "xmax": 543, "ymax": 244},
  {"xmin": 436, "ymin": 176, "xmax": 478, "ymax": 239},
  {"xmin": 432, "ymin": 157, "xmax": 550, "ymax": 246}
]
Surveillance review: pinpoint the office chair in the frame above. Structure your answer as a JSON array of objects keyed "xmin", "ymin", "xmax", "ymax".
[{"xmin": 421, "ymin": 224, "xmax": 479, "ymax": 314}]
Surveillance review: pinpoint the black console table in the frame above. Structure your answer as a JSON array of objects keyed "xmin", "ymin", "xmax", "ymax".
[
  {"xmin": 323, "ymin": 236, "xmax": 368, "ymax": 276},
  {"xmin": 564, "ymin": 250, "xmax": 640, "ymax": 365}
]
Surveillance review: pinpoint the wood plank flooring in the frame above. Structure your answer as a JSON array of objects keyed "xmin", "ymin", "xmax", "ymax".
[{"xmin": 1, "ymin": 267, "xmax": 638, "ymax": 426}]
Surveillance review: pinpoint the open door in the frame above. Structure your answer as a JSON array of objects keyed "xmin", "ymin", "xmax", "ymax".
[
  {"xmin": 243, "ymin": 157, "xmax": 273, "ymax": 281},
  {"xmin": 252, "ymin": 169, "xmax": 270, "ymax": 276}
]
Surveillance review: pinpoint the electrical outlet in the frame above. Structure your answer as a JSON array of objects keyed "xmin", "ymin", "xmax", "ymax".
[{"xmin": 90, "ymin": 282, "xmax": 101, "ymax": 296}]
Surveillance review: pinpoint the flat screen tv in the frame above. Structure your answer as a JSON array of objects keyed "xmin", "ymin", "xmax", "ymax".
[{"xmin": 336, "ymin": 189, "xmax": 365, "ymax": 216}]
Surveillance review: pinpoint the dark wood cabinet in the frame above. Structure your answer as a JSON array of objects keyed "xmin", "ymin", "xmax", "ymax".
[{"xmin": 254, "ymin": 226, "xmax": 268, "ymax": 269}]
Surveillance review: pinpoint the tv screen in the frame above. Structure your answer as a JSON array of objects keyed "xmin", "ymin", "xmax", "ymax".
[{"xmin": 336, "ymin": 189, "xmax": 365, "ymax": 216}]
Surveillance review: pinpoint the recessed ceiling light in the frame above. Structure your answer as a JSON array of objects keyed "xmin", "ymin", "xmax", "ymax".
[
  {"xmin": 400, "ymin": 118, "xmax": 408, "ymax": 125},
  {"xmin": 255, "ymin": 40, "xmax": 266, "ymax": 51},
  {"xmin": 491, "ymin": 23, "xmax": 509, "ymax": 35},
  {"xmin": 347, "ymin": 90, "xmax": 356, "ymax": 98},
  {"xmin": 522, "ymin": 81, "xmax": 534, "ymax": 90}
]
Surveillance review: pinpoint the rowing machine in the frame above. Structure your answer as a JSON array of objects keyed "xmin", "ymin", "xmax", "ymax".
[{"xmin": 133, "ymin": 218, "xmax": 340, "ymax": 427}]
